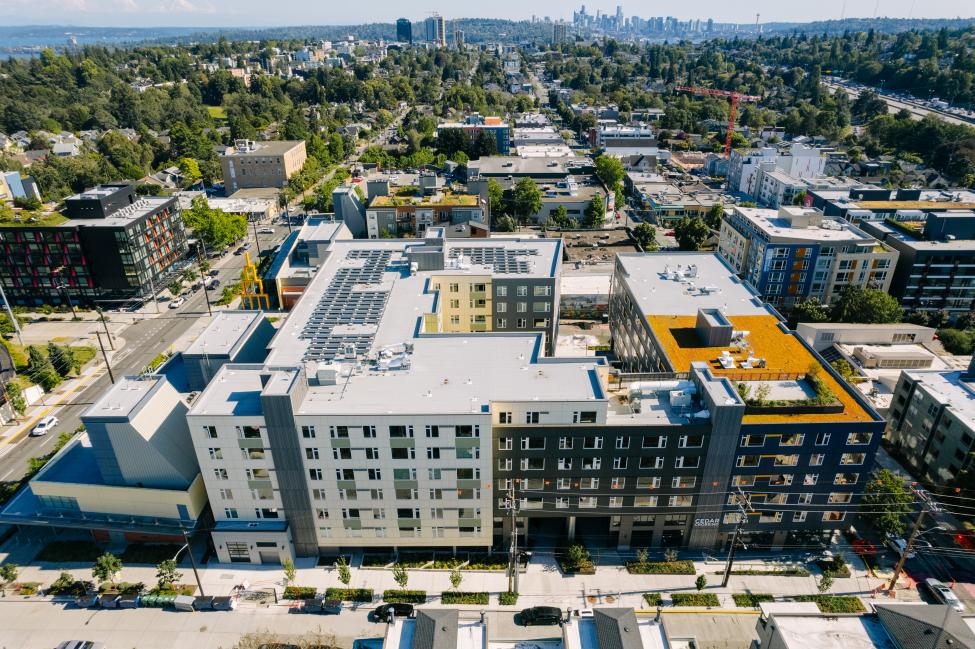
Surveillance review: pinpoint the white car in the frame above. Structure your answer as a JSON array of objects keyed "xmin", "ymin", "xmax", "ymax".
[
  {"xmin": 925, "ymin": 578, "xmax": 966, "ymax": 612},
  {"xmin": 31, "ymin": 415, "xmax": 58, "ymax": 436},
  {"xmin": 258, "ymin": 227, "xmax": 274, "ymax": 234},
  {"xmin": 168, "ymin": 297, "xmax": 186, "ymax": 309}
]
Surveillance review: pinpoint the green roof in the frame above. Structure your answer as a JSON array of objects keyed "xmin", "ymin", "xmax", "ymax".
[{"xmin": 0, "ymin": 212, "xmax": 69, "ymax": 228}]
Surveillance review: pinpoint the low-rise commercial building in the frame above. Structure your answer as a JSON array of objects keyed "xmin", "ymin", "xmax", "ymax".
[
  {"xmin": 0, "ymin": 182, "xmax": 187, "ymax": 307},
  {"xmin": 366, "ymin": 191, "xmax": 487, "ymax": 238},
  {"xmin": 718, "ymin": 206, "xmax": 898, "ymax": 311},
  {"xmin": 626, "ymin": 172, "xmax": 724, "ymax": 226},
  {"xmin": 220, "ymin": 139, "xmax": 307, "ymax": 194}
]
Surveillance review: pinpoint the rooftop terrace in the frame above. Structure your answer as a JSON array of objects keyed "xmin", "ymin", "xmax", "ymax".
[{"xmin": 370, "ymin": 192, "xmax": 480, "ymax": 208}]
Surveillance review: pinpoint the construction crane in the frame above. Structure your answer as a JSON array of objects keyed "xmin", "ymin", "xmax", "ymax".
[{"xmin": 674, "ymin": 86, "xmax": 761, "ymax": 158}]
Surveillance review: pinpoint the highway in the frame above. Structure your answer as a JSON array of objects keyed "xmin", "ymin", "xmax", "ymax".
[{"xmin": 823, "ymin": 80, "xmax": 975, "ymax": 127}]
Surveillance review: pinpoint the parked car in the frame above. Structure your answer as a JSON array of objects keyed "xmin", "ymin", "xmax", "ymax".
[
  {"xmin": 520, "ymin": 606, "xmax": 563, "ymax": 626},
  {"xmin": 30, "ymin": 415, "xmax": 58, "ymax": 437},
  {"xmin": 886, "ymin": 535, "xmax": 916, "ymax": 559},
  {"xmin": 168, "ymin": 297, "xmax": 186, "ymax": 309},
  {"xmin": 924, "ymin": 578, "xmax": 966, "ymax": 612},
  {"xmin": 56, "ymin": 642, "xmax": 106, "ymax": 649},
  {"xmin": 258, "ymin": 227, "xmax": 275, "ymax": 234},
  {"xmin": 204, "ymin": 277, "xmax": 220, "ymax": 289},
  {"xmin": 373, "ymin": 602, "xmax": 414, "ymax": 622}
]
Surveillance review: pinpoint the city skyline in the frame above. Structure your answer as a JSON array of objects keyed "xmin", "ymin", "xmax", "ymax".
[{"xmin": 0, "ymin": 0, "xmax": 971, "ymax": 28}]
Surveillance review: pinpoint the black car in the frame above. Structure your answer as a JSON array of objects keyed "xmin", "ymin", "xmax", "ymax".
[
  {"xmin": 520, "ymin": 606, "xmax": 563, "ymax": 626},
  {"xmin": 373, "ymin": 602, "xmax": 414, "ymax": 622}
]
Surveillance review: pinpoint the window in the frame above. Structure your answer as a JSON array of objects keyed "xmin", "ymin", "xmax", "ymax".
[
  {"xmin": 335, "ymin": 469, "xmax": 354, "ymax": 481},
  {"xmin": 301, "ymin": 425, "xmax": 316, "ymax": 439},
  {"xmin": 521, "ymin": 458, "xmax": 545, "ymax": 471},
  {"xmin": 822, "ymin": 511, "xmax": 846, "ymax": 522},
  {"xmin": 238, "ymin": 425, "xmax": 262, "ymax": 439},
  {"xmin": 305, "ymin": 447, "xmax": 319, "ymax": 461},
  {"xmin": 828, "ymin": 492, "xmax": 853, "ymax": 504},
  {"xmin": 810, "ymin": 453, "xmax": 825, "ymax": 466},
  {"xmin": 815, "ymin": 433, "xmax": 831, "ymax": 446},
  {"xmin": 583, "ymin": 436, "xmax": 603, "ymax": 450},
  {"xmin": 333, "ymin": 447, "xmax": 351, "ymax": 460},
  {"xmin": 498, "ymin": 458, "xmax": 512, "ymax": 471},
  {"xmin": 780, "ymin": 434, "xmax": 804, "ymax": 446},
  {"xmin": 330, "ymin": 426, "xmax": 349, "ymax": 439},
  {"xmin": 497, "ymin": 286, "xmax": 507, "ymax": 297},
  {"xmin": 559, "ymin": 437, "xmax": 574, "ymax": 450},
  {"xmin": 449, "ymin": 283, "xmax": 459, "ymax": 293},
  {"xmin": 425, "ymin": 425, "xmax": 440, "ymax": 438},
  {"xmin": 224, "ymin": 508, "xmax": 239, "ymax": 519},
  {"xmin": 732, "ymin": 475, "xmax": 755, "ymax": 487},
  {"xmin": 637, "ymin": 477, "xmax": 661, "ymax": 489},
  {"xmin": 803, "ymin": 474, "xmax": 819, "ymax": 486},
  {"xmin": 557, "ymin": 478, "xmax": 572, "ymax": 490},
  {"xmin": 634, "ymin": 496, "xmax": 658, "ymax": 507},
  {"xmin": 456, "ymin": 425, "xmax": 479, "ymax": 438},
  {"xmin": 642, "ymin": 435, "xmax": 666, "ymax": 449},
  {"xmin": 793, "ymin": 512, "xmax": 807, "ymax": 523},
  {"xmin": 639, "ymin": 457, "xmax": 664, "ymax": 470},
  {"xmin": 679, "ymin": 435, "xmax": 704, "ymax": 448},
  {"xmin": 737, "ymin": 455, "xmax": 760, "ymax": 468},
  {"xmin": 204, "ymin": 425, "xmax": 218, "ymax": 439},
  {"xmin": 429, "ymin": 489, "xmax": 443, "ymax": 500},
  {"xmin": 208, "ymin": 448, "xmax": 223, "ymax": 460},
  {"xmin": 580, "ymin": 477, "xmax": 599, "ymax": 490},
  {"xmin": 457, "ymin": 468, "xmax": 480, "ymax": 480},
  {"xmin": 834, "ymin": 472, "xmax": 859, "ymax": 485},
  {"xmin": 522, "ymin": 437, "xmax": 545, "ymax": 450},
  {"xmin": 343, "ymin": 509, "xmax": 360, "ymax": 520},
  {"xmin": 796, "ymin": 493, "xmax": 813, "ymax": 505},
  {"xmin": 672, "ymin": 476, "xmax": 696, "ymax": 489},
  {"xmin": 363, "ymin": 426, "xmax": 377, "ymax": 438},
  {"xmin": 558, "ymin": 458, "xmax": 572, "ymax": 471},
  {"xmin": 616, "ymin": 436, "xmax": 630, "ymax": 449},
  {"xmin": 516, "ymin": 286, "xmax": 528, "ymax": 296},
  {"xmin": 365, "ymin": 448, "xmax": 380, "ymax": 460},
  {"xmin": 517, "ymin": 318, "xmax": 527, "ymax": 329},
  {"xmin": 582, "ymin": 457, "xmax": 601, "ymax": 470},
  {"xmin": 840, "ymin": 453, "xmax": 866, "ymax": 465},
  {"xmin": 613, "ymin": 457, "xmax": 628, "ymax": 470},
  {"xmin": 309, "ymin": 468, "xmax": 323, "ymax": 480},
  {"xmin": 768, "ymin": 474, "xmax": 793, "ymax": 486},
  {"xmin": 669, "ymin": 495, "xmax": 693, "ymax": 507},
  {"xmin": 847, "ymin": 432, "xmax": 873, "ymax": 445},
  {"xmin": 496, "ymin": 318, "xmax": 507, "ymax": 328},
  {"xmin": 774, "ymin": 455, "xmax": 799, "ymax": 467},
  {"xmin": 213, "ymin": 468, "xmax": 229, "ymax": 480},
  {"xmin": 368, "ymin": 469, "xmax": 382, "ymax": 481},
  {"xmin": 525, "ymin": 412, "xmax": 541, "ymax": 424},
  {"xmin": 499, "ymin": 412, "xmax": 512, "ymax": 424},
  {"xmin": 219, "ymin": 489, "xmax": 233, "ymax": 500},
  {"xmin": 498, "ymin": 437, "xmax": 512, "ymax": 450},
  {"xmin": 389, "ymin": 425, "xmax": 413, "ymax": 438},
  {"xmin": 517, "ymin": 302, "xmax": 527, "ymax": 312},
  {"xmin": 675, "ymin": 456, "xmax": 700, "ymax": 469},
  {"xmin": 534, "ymin": 286, "xmax": 552, "ymax": 296},
  {"xmin": 611, "ymin": 477, "xmax": 625, "ymax": 489},
  {"xmin": 574, "ymin": 411, "xmax": 598, "ymax": 424},
  {"xmin": 556, "ymin": 497, "xmax": 570, "ymax": 509},
  {"xmin": 741, "ymin": 435, "xmax": 765, "ymax": 447},
  {"xmin": 427, "ymin": 448, "xmax": 441, "ymax": 460},
  {"xmin": 311, "ymin": 489, "xmax": 326, "ymax": 500}
]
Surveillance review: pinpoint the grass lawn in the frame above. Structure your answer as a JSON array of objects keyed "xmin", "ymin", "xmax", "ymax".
[{"xmin": 206, "ymin": 105, "xmax": 227, "ymax": 119}]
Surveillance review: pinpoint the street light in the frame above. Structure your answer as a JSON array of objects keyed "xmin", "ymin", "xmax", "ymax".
[{"xmin": 52, "ymin": 267, "xmax": 77, "ymax": 320}]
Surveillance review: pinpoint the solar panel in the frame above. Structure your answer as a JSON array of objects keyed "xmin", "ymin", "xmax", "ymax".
[{"xmin": 448, "ymin": 246, "xmax": 536, "ymax": 274}]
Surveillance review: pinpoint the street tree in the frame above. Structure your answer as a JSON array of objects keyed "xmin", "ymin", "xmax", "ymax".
[
  {"xmin": 705, "ymin": 203, "xmax": 724, "ymax": 230},
  {"xmin": 337, "ymin": 557, "xmax": 352, "ymax": 587},
  {"xmin": 27, "ymin": 346, "xmax": 61, "ymax": 392},
  {"xmin": 155, "ymin": 559, "xmax": 181, "ymax": 591},
  {"xmin": 674, "ymin": 216, "xmax": 710, "ymax": 251},
  {"xmin": 392, "ymin": 563, "xmax": 409, "ymax": 589},
  {"xmin": 860, "ymin": 469, "xmax": 913, "ymax": 537},
  {"xmin": 487, "ymin": 179, "xmax": 505, "ymax": 217},
  {"xmin": 818, "ymin": 570, "xmax": 834, "ymax": 594},
  {"xmin": 790, "ymin": 298, "xmax": 830, "ymax": 327},
  {"xmin": 585, "ymin": 195, "xmax": 606, "ymax": 229},
  {"xmin": 0, "ymin": 563, "xmax": 18, "ymax": 586},
  {"xmin": 92, "ymin": 553, "xmax": 123, "ymax": 585},
  {"xmin": 282, "ymin": 558, "xmax": 296, "ymax": 585},
  {"xmin": 494, "ymin": 215, "xmax": 518, "ymax": 232},
  {"xmin": 167, "ymin": 279, "xmax": 184, "ymax": 298},
  {"xmin": 512, "ymin": 178, "xmax": 542, "ymax": 224},
  {"xmin": 632, "ymin": 223, "xmax": 658, "ymax": 251},
  {"xmin": 594, "ymin": 155, "xmax": 625, "ymax": 191},
  {"xmin": 549, "ymin": 205, "xmax": 573, "ymax": 229},
  {"xmin": 449, "ymin": 568, "xmax": 463, "ymax": 591},
  {"xmin": 695, "ymin": 574, "xmax": 707, "ymax": 591},
  {"xmin": 46, "ymin": 342, "xmax": 76, "ymax": 378}
]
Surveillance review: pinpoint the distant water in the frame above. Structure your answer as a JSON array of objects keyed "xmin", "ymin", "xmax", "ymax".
[{"xmin": 0, "ymin": 26, "xmax": 214, "ymax": 57}]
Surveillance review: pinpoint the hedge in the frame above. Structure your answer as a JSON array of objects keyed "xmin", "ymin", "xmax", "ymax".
[
  {"xmin": 441, "ymin": 591, "xmax": 489, "ymax": 605},
  {"xmin": 733, "ymin": 593, "xmax": 775, "ymax": 608},
  {"xmin": 718, "ymin": 568, "xmax": 810, "ymax": 577},
  {"xmin": 643, "ymin": 593, "xmax": 663, "ymax": 607},
  {"xmin": 499, "ymin": 591, "xmax": 519, "ymax": 605},
  {"xmin": 671, "ymin": 592, "xmax": 720, "ymax": 607},
  {"xmin": 627, "ymin": 560, "xmax": 696, "ymax": 575},
  {"xmin": 794, "ymin": 595, "xmax": 865, "ymax": 613},
  {"xmin": 283, "ymin": 586, "xmax": 317, "ymax": 600},
  {"xmin": 383, "ymin": 589, "xmax": 427, "ymax": 604},
  {"xmin": 324, "ymin": 587, "xmax": 374, "ymax": 602}
]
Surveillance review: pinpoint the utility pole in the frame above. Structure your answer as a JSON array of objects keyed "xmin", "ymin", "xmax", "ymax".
[
  {"xmin": 887, "ymin": 487, "xmax": 939, "ymax": 592},
  {"xmin": 252, "ymin": 219, "xmax": 262, "ymax": 257},
  {"xmin": 0, "ymin": 282, "xmax": 23, "ymax": 346},
  {"xmin": 146, "ymin": 269, "xmax": 160, "ymax": 314},
  {"xmin": 95, "ymin": 331, "xmax": 115, "ymax": 384},
  {"xmin": 181, "ymin": 527, "xmax": 205, "ymax": 596},
  {"xmin": 96, "ymin": 308, "xmax": 113, "ymax": 350},
  {"xmin": 722, "ymin": 488, "xmax": 753, "ymax": 587},
  {"xmin": 506, "ymin": 481, "xmax": 521, "ymax": 594},
  {"xmin": 197, "ymin": 240, "xmax": 213, "ymax": 317}
]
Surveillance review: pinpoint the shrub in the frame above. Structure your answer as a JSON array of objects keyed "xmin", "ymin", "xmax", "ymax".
[
  {"xmin": 671, "ymin": 593, "xmax": 720, "ymax": 607},
  {"xmin": 558, "ymin": 545, "xmax": 595, "ymax": 574},
  {"xmin": 643, "ymin": 593, "xmax": 663, "ymax": 607},
  {"xmin": 733, "ymin": 593, "xmax": 775, "ymax": 608},
  {"xmin": 283, "ymin": 586, "xmax": 317, "ymax": 600},
  {"xmin": 392, "ymin": 563, "xmax": 409, "ymax": 588},
  {"xmin": 36, "ymin": 541, "xmax": 103, "ymax": 563},
  {"xmin": 382, "ymin": 589, "xmax": 427, "ymax": 604},
  {"xmin": 14, "ymin": 582, "xmax": 39, "ymax": 595},
  {"xmin": 627, "ymin": 560, "xmax": 696, "ymax": 575},
  {"xmin": 47, "ymin": 572, "xmax": 90, "ymax": 596},
  {"xmin": 794, "ymin": 595, "xmax": 865, "ymax": 613},
  {"xmin": 324, "ymin": 587, "xmax": 373, "ymax": 602},
  {"xmin": 499, "ymin": 591, "xmax": 519, "ymax": 605},
  {"xmin": 441, "ymin": 591, "xmax": 489, "ymax": 605},
  {"xmin": 695, "ymin": 574, "xmax": 708, "ymax": 591}
]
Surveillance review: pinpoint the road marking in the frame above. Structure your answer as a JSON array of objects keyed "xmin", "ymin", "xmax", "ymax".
[{"xmin": 0, "ymin": 368, "xmax": 106, "ymax": 451}]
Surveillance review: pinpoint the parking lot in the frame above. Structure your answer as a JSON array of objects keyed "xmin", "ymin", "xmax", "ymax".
[{"xmin": 561, "ymin": 229, "xmax": 639, "ymax": 266}]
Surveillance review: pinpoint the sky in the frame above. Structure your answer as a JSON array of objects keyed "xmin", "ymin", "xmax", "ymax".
[{"xmin": 1, "ymin": 0, "xmax": 972, "ymax": 28}]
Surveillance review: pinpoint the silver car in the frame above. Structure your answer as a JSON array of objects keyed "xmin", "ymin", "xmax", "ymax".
[{"xmin": 925, "ymin": 578, "xmax": 966, "ymax": 612}]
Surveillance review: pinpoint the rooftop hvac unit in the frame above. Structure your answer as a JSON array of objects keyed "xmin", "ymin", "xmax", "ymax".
[{"xmin": 669, "ymin": 390, "xmax": 693, "ymax": 407}]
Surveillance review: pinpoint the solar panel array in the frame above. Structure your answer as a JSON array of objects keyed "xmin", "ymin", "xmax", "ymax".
[
  {"xmin": 300, "ymin": 249, "xmax": 393, "ymax": 361},
  {"xmin": 448, "ymin": 246, "xmax": 537, "ymax": 274}
]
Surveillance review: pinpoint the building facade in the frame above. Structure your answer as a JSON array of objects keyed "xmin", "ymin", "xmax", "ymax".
[
  {"xmin": 718, "ymin": 206, "xmax": 898, "ymax": 311},
  {"xmin": 396, "ymin": 18, "xmax": 413, "ymax": 44},
  {"xmin": 437, "ymin": 116, "xmax": 511, "ymax": 155},
  {"xmin": 365, "ymin": 192, "xmax": 486, "ymax": 238},
  {"xmin": 220, "ymin": 140, "xmax": 307, "ymax": 194},
  {"xmin": 0, "ymin": 183, "xmax": 187, "ymax": 307}
]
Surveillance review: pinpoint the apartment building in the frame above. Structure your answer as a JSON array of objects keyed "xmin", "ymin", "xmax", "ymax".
[
  {"xmin": 606, "ymin": 253, "xmax": 884, "ymax": 550},
  {"xmin": 0, "ymin": 182, "xmax": 187, "ymax": 307},
  {"xmin": 727, "ymin": 144, "xmax": 827, "ymax": 196},
  {"xmin": 185, "ymin": 232, "xmax": 564, "ymax": 563},
  {"xmin": 365, "ymin": 191, "xmax": 486, "ymax": 238},
  {"xmin": 718, "ymin": 206, "xmax": 898, "ymax": 311},
  {"xmin": 220, "ymin": 139, "xmax": 307, "ymax": 194},
  {"xmin": 886, "ymin": 357, "xmax": 975, "ymax": 486},
  {"xmin": 859, "ymin": 212, "xmax": 975, "ymax": 316},
  {"xmin": 436, "ymin": 115, "xmax": 511, "ymax": 155}
]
